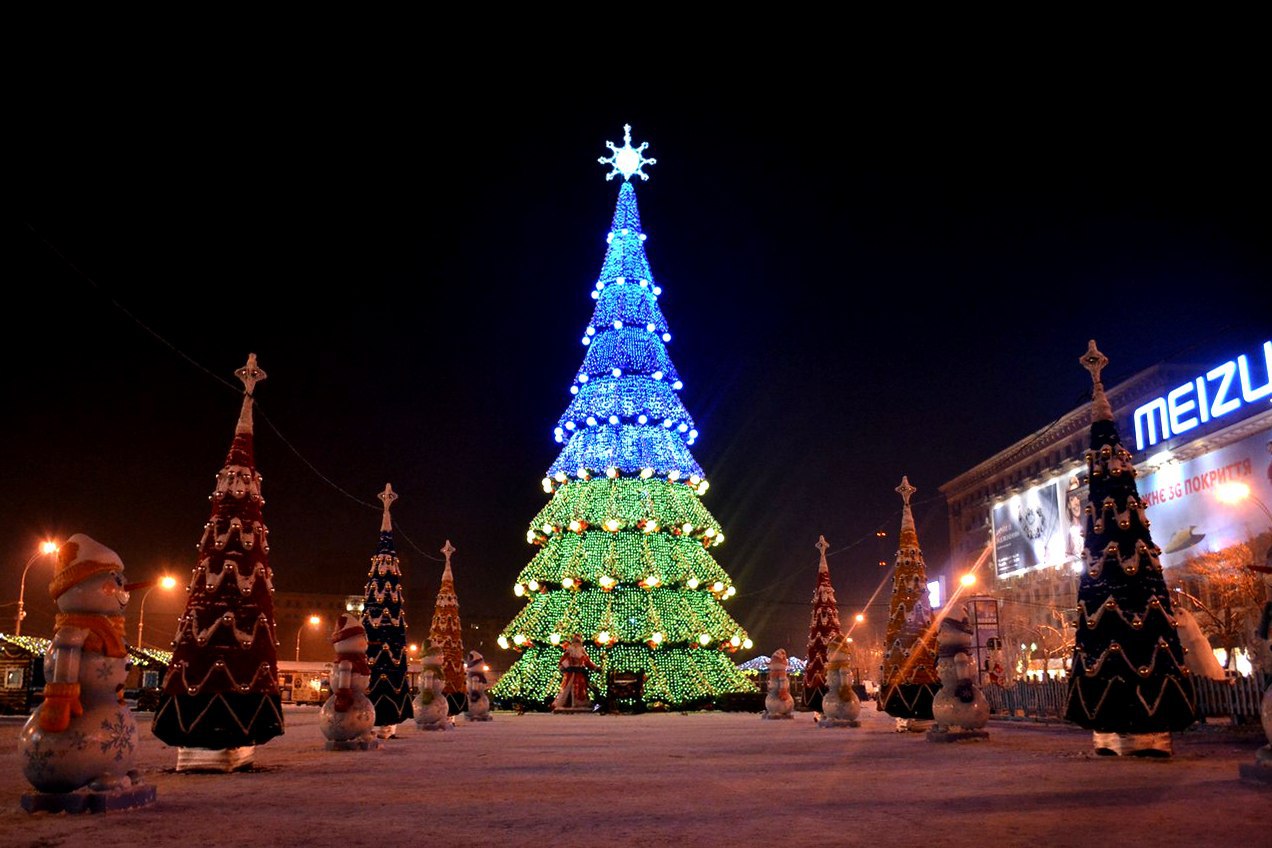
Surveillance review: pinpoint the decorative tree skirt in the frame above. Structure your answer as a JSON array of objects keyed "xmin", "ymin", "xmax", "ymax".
[{"xmin": 22, "ymin": 782, "xmax": 157, "ymax": 814}]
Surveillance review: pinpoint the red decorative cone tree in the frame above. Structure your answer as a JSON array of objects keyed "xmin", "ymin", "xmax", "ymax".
[
  {"xmin": 878, "ymin": 476, "xmax": 939, "ymax": 729},
  {"xmin": 427, "ymin": 540, "xmax": 466, "ymax": 711},
  {"xmin": 151, "ymin": 354, "xmax": 283, "ymax": 770},
  {"xmin": 803, "ymin": 535, "xmax": 844, "ymax": 710},
  {"xmin": 362, "ymin": 484, "xmax": 413, "ymax": 735},
  {"xmin": 1063, "ymin": 340, "xmax": 1196, "ymax": 756}
]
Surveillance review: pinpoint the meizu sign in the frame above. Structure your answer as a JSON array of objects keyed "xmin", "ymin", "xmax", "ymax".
[{"xmin": 1134, "ymin": 340, "xmax": 1271, "ymax": 452}]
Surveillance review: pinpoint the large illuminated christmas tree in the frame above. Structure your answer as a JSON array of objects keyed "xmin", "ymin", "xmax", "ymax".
[
  {"xmin": 878, "ymin": 476, "xmax": 940, "ymax": 729},
  {"xmin": 362, "ymin": 484, "xmax": 413, "ymax": 735},
  {"xmin": 490, "ymin": 125, "xmax": 756, "ymax": 711},
  {"xmin": 1064, "ymin": 340, "xmax": 1196, "ymax": 756},
  {"xmin": 152, "ymin": 354, "xmax": 283, "ymax": 770}
]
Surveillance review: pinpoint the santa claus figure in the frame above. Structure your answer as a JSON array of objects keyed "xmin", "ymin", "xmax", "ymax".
[{"xmin": 553, "ymin": 634, "xmax": 598, "ymax": 712}]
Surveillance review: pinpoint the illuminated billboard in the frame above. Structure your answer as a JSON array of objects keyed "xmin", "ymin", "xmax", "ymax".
[
  {"xmin": 991, "ymin": 476, "xmax": 1085, "ymax": 578},
  {"xmin": 1138, "ymin": 429, "xmax": 1272, "ymax": 568}
]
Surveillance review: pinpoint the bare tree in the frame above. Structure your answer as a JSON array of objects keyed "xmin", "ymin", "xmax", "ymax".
[{"xmin": 1168, "ymin": 542, "xmax": 1269, "ymax": 669}]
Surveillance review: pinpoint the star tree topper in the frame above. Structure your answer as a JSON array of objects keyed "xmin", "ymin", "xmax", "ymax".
[
  {"xmin": 379, "ymin": 483, "xmax": 397, "ymax": 532},
  {"xmin": 599, "ymin": 124, "xmax": 656, "ymax": 181}
]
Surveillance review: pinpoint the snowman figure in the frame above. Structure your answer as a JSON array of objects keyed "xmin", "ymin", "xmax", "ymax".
[
  {"xmin": 18, "ymin": 534, "xmax": 157, "ymax": 813},
  {"xmin": 413, "ymin": 646, "xmax": 452, "ymax": 731},
  {"xmin": 319, "ymin": 614, "xmax": 378, "ymax": 750},
  {"xmin": 818, "ymin": 633, "xmax": 861, "ymax": 728},
  {"xmin": 762, "ymin": 648, "xmax": 795, "ymax": 720},
  {"xmin": 464, "ymin": 650, "xmax": 492, "ymax": 722},
  {"xmin": 928, "ymin": 609, "xmax": 990, "ymax": 742},
  {"xmin": 1240, "ymin": 597, "xmax": 1272, "ymax": 782}
]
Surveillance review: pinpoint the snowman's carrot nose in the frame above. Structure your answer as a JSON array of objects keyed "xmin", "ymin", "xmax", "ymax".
[{"xmin": 122, "ymin": 580, "xmax": 151, "ymax": 592}]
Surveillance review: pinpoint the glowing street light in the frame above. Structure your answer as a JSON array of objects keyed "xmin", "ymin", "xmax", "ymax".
[
  {"xmin": 1216, "ymin": 481, "xmax": 1272, "ymax": 523},
  {"xmin": 960, "ymin": 573, "xmax": 977, "ymax": 588},
  {"xmin": 1215, "ymin": 481, "xmax": 1272, "ymax": 572},
  {"xmin": 14, "ymin": 540, "xmax": 60, "ymax": 637},
  {"xmin": 134, "ymin": 575, "xmax": 177, "ymax": 648},
  {"xmin": 295, "ymin": 614, "xmax": 322, "ymax": 662}
]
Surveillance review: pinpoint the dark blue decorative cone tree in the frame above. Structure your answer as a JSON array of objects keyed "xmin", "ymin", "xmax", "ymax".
[
  {"xmin": 490, "ymin": 125, "xmax": 755, "ymax": 712},
  {"xmin": 362, "ymin": 483, "xmax": 412, "ymax": 735},
  {"xmin": 1063, "ymin": 340, "xmax": 1197, "ymax": 756},
  {"xmin": 151, "ymin": 354, "xmax": 283, "ymax": 771}
]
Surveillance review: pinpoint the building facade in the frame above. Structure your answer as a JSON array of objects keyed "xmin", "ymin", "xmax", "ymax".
[{"xmin": 940, "ymin": 336, "xmax": 1271, "ymax": 682}]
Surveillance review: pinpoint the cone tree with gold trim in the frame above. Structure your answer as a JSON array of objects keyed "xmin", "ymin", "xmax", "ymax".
[
  {"xmin": 427, "ymin": 540, "xmax": 465, "ymax": 700},
  {"xmin": 803, "ymin": 535, "xmax": 844, "ymax": 710},
  {"xmin": 362, "ymin": 484, "xmax": 413, "ymax": 730},
  {"xmin": 878, "ymin": 476, "xmax": 939, "ymax": 725},
  {"xmin": 1063, "ymin": 340, "xmax": 1196, "ymax": 755},
  {"xmin": 152, "ymin": 354, "xmax": 283, "ymax": 763}
]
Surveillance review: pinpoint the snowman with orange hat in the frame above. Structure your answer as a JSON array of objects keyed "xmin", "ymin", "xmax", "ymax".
[
  {"xmin": 319, "ymin": 613, "xmax": 378, "ymax": 750},
  {"xmin": 18, "ymin": 534, "xmax": 157, "ymax": 813}
]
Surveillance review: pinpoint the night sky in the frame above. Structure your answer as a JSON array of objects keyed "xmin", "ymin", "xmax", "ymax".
[{"xmin": 9, "ymin": 61, "xmax": 1268, "ymax": 658}]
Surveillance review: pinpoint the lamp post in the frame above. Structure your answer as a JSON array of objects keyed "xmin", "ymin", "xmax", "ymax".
[
  {"xmin": 135, "ymin": 575, "xmax": 177, "ymax": 648},
  {"xmin": 295, "ymin": 614, "xmax": 321, "ymax": 662},
  {"xmin": 14, "ymin": 540, "xmax": 59, "ymax": 637}
]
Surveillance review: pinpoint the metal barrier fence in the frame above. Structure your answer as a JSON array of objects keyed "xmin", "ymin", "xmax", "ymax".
[{"xmin": 983, "ymin": 672, "xmax": 1268, "ymax": 723}]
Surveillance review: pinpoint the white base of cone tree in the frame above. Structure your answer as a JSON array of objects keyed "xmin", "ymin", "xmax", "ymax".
[
  {"xmin": 176, "ymin": 746, "xmax": 255, "ymax": 772},
  {"xmin": 1092, "ymin": 731, "xmax": 1172, "ymax": 757}
]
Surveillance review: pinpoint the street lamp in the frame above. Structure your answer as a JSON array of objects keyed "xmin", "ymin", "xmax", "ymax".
[
  {"xmin": 295, "ymin": 614, "xmax": 321, "ymax": 662},
  {"xmin": 14, "ymin": 540, "xmax": 60, "ymax": 637},
  {"xmin": 134, "ymin": 575, "xmax": 177, "ymax": 648}
]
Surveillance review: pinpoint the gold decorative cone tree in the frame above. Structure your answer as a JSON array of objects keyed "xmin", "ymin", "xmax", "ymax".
[
  {"xmin": 362, "ymin": 484, "xmax": 413, "ymax": 729},
  {"xmin": 426, "ymin": 540, "xmax": 466, "ymax": 698},
  {"xmin": 803, "ymin": 535, "xmax": 844, "ymax": 710},
  {"xmin": 151, "ymin": 354, "xmax": 283, "ymax": 767},
  {"xmin": 490, "ymin": 126, "xmax": 756, "ymax": 711},
  {"xmin": 1063, "ymin": 340, "xmax": 1196, "ymax": 756},
  {"xmin": 878, "ymin": 476, "xmax": 939, "ymax": 724}
]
